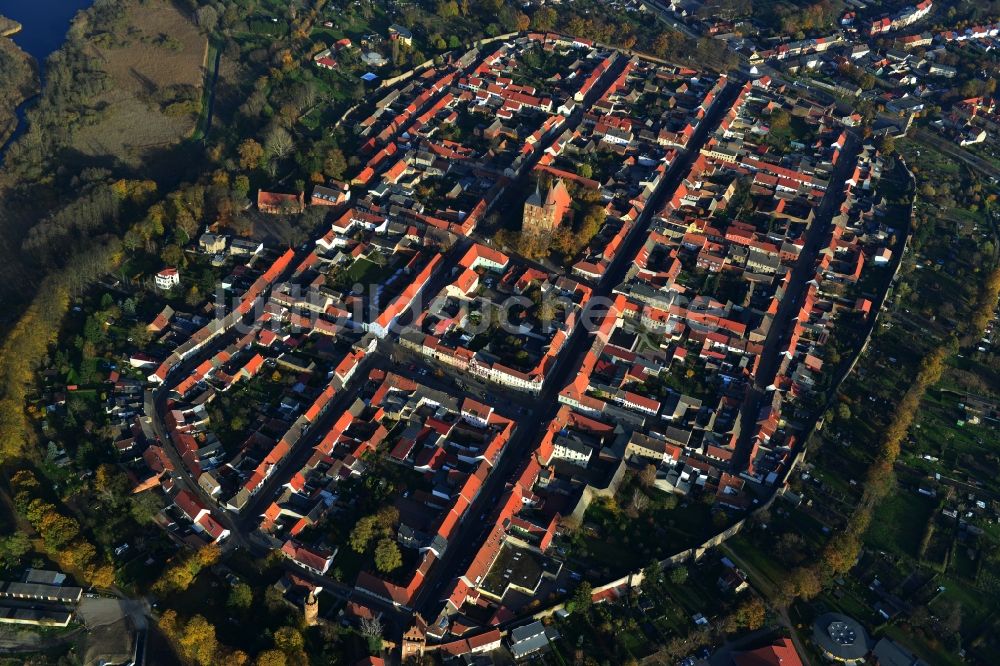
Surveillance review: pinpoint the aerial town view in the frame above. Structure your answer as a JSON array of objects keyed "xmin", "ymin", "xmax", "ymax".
[{"xmin": 0, "ymin": 0, "xmax": 998, "ymax": 665}]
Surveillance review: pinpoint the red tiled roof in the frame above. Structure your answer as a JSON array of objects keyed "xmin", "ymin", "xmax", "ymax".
[
  {"xmin": 196, "ymin": 513, "xmax": 228, "ymax": 541},
  {"xmin": 733, "ymin": 638, "xmax": 803, "ymax": 666},
  {"xmin": 174, "ymin": 489, "xmax": 207, "ymax": 522}
]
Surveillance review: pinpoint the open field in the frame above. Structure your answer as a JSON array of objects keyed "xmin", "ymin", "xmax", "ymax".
[{"xmin": 70, "ymin": 0, "xmax": 207, "ymax": 167}]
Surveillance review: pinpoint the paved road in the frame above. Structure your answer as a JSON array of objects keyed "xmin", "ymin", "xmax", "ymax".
[
  {"xmin": 145, "ymin": 242, "xmax": 317, "ymax": 551},
  {"xmin": 731, "ymin": 132, "xmax": 862, "ymax": 471},
  {"xmin": 145, "ymin": 388, "xmax": 248, "ymax": 551},
  {"xmin": 638, "ymin": 0, "xmax": 700, "ymax": 41}
]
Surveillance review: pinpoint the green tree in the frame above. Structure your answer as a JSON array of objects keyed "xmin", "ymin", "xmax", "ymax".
[
  {"xmin": 0, "ymin": 532, "xmax": 31, "ymax": 569},
  {"xmin": 129, "ymin": 323, "xmax": 153, "ymax": 347},
  {"xmin": 179, "ymin": 614, "xmax": 220, "ymax": 666},
  {"xmin": 735, "ymin": 597, "xmax": 766, "ymax": 630},
  {"xmin": 255, "ymin": 650, "xmax": 286, "ymax": 666},
  {"xmin": 374, "ymin": 538, "xmax": 402, "ymax": 573},
  {"xmin": 233, "ymin": 175, "xmax": 251, "ymax": 201},
  {"xmin": 228, "ymin": 582, "xmax": 253, "ymax": 610},
  {"xmin": 669, "ymin": 566, "xmax": 689, "ymax": 585},
  {"xmin": 567, "ymin": 582, "xmax": 593, "ymax": 613},
  {"xmin": 437, "ymin": 0, "xmax": 460, "ymax": 18},
  {"xmin": 94, "ymin": 463, "xmax": 129, "ymax": 499},
  {"xmin": 531, "ymin": 6, "xmax": 557, "ymax": 31},
  {"xmin": 877, "ymin": 135, "xmax": 896, "ymax": 155},
  {"xmin": 130, "ymin": 491, "xmax": 162, "ymax": 524},
  {"xmin": 324, "ymin": 148, "xmax": 347, "ymax": 180},
  {"xmin": 641, "ymin": 561, "xmax": 663, "ymax": 596},
  {"xmin": 350, "ymin": 516, "xmax": 377, "ymax": 553},
  {"xmin": 195, "ymin": 5, "xmax": 219, "ymax": 33},
  {"xmin": 38, "ymin": 512, "xmax": 80, "ymax": 550},
  {"xmin": 274, "ymin": 626, "xmax": 307, "ymax": 666},
  {"xmin": 162, "ymin": 244, "xmax": 185, "ymax": 268}
]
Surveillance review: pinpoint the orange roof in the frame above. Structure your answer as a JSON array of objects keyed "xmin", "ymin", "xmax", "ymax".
[
  {"xmin": 733, "ymin": 638, "xmax": 803, "ymax": 666},
  {"xmin": 257, "ymin": 191, "xmax": 301, "ymax": 207}
]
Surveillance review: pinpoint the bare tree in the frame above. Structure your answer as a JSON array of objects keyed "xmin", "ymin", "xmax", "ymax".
[
  {"xmin": 360, "ymin": 613, "xmax": 383, "ymax": 641},
  {"xmin": 265, "ymin": 126, "xmax": 295, "ymax": 160},
  {"xmin": 631, "ymin": 488, "xmax": 649, "ymax": 513},
  {"xmin": 639, "ymin": 463, "xmax": 657, "ymax": 487}
]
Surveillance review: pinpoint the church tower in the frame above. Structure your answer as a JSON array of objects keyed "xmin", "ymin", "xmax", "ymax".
[{"xmin": 304, "ymin": 589, "xmax": 319, "ymax": 626}]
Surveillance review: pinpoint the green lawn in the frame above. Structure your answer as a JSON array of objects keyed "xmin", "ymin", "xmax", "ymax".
[
  {"xmin": 570, "ymin": 491, "xmax": 724, "ymax": 575},
  {"xmin": 929, "ymin": 575, "xmax": 994, "ymax": 631},
  {"xmin": 864, "ymin": 492, "xmax": 936, "ymax": 560},
  {"xmin": 723, "ymin": 536, "xmax": 784, "ymax": 593},
  {"xmin": 343, "ymin": 256, "xmax": 394, "ymax": 288}
]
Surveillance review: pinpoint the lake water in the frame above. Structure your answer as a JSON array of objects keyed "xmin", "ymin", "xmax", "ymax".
[
  {"xmin": 0, "ymin": 0, "xmax": 93, "ymax": 157},
  {"xmin": 0, "ymin": 0, "xmax": 93, "ymax": 64}
]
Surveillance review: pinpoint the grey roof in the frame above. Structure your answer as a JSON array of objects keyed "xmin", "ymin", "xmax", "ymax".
[
  {"xmin": 510, "ymin": 621, "xmax": 549, "ymax": 658},
  {"xmin": 0, "ymin": 604, "xmax": 72, "ymax": 626},
  {"xmin": 872, "ymin": 638, "xmax": 927, "ymax": 666},
  {"xmin": 510, "ymin": 620, "xmax": 546, "ymax": 642},
  {"xmin": 525, "ymin": 183, "xmax": 543, "ymax": 207},
  {"xmin": 812, "ymin": 613, "xmax": 870, "ymax": 660},
  {"xmin": 663, "ymin": 426, "xmax": 692, "ymax": 447},
  {"xmin": 0, "ymin": 581, "xmax": 82, "ymax": 604},
  {"xmin": 23, "ymin": 570, "xmax": 66, "ymax": 586}
]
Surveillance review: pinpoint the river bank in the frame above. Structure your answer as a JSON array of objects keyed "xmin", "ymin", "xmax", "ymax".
[
  {"xmin": 0, "ymin": 0, "xmax": 98, "ymax": 159},
  {"xmin": 0, "ymin": 15, "xmax": 38, "ymax": 150},
  {"xmin": 0, "ymin": 15, "xmax": 20, "ymax": 37}
]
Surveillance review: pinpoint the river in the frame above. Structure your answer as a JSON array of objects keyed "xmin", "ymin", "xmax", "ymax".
[{"xmin": 0, "ymin": 0, "xmax": 94, "ymax": 157}]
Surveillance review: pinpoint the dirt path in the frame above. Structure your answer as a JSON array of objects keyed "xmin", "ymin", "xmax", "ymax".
[{"xmin": 718, "ymin": 545, "xmax": 813, "ymax": 664}]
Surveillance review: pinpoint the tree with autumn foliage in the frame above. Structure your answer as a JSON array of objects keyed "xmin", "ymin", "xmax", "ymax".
[
  {"xmin": 159, "ymin": 609, "xmax": 248, "ymax": 666},
  {"xmin": 735, "ymin": 597, "xmax": 767, "ymax": 630},
  {"xmin": 966, "ymin": 267, "xmax": 1000, "ymax": 341},
  {"xmin": 238, "ymin": 139, "xmax": 265, "ymax": 170},
  {"xmin": 153, "ymin": 544, "xmax": 222, "ymax": 594}
]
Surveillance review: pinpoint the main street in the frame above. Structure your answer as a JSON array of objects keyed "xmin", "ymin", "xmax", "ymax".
[{"xmin": 731, "ymin": 132, "xmax": 862, "ymax": 471}]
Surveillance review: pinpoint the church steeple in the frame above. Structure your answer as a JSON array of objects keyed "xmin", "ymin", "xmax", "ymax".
[{"xmin": 304, "ymin": 589, "xmax": 319, "ymax": 626}]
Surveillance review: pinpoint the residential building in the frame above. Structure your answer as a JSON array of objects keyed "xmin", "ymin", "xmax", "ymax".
[{"xmin": 155, "ymin": 267, "xmax": 180, "ymax": 290}]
